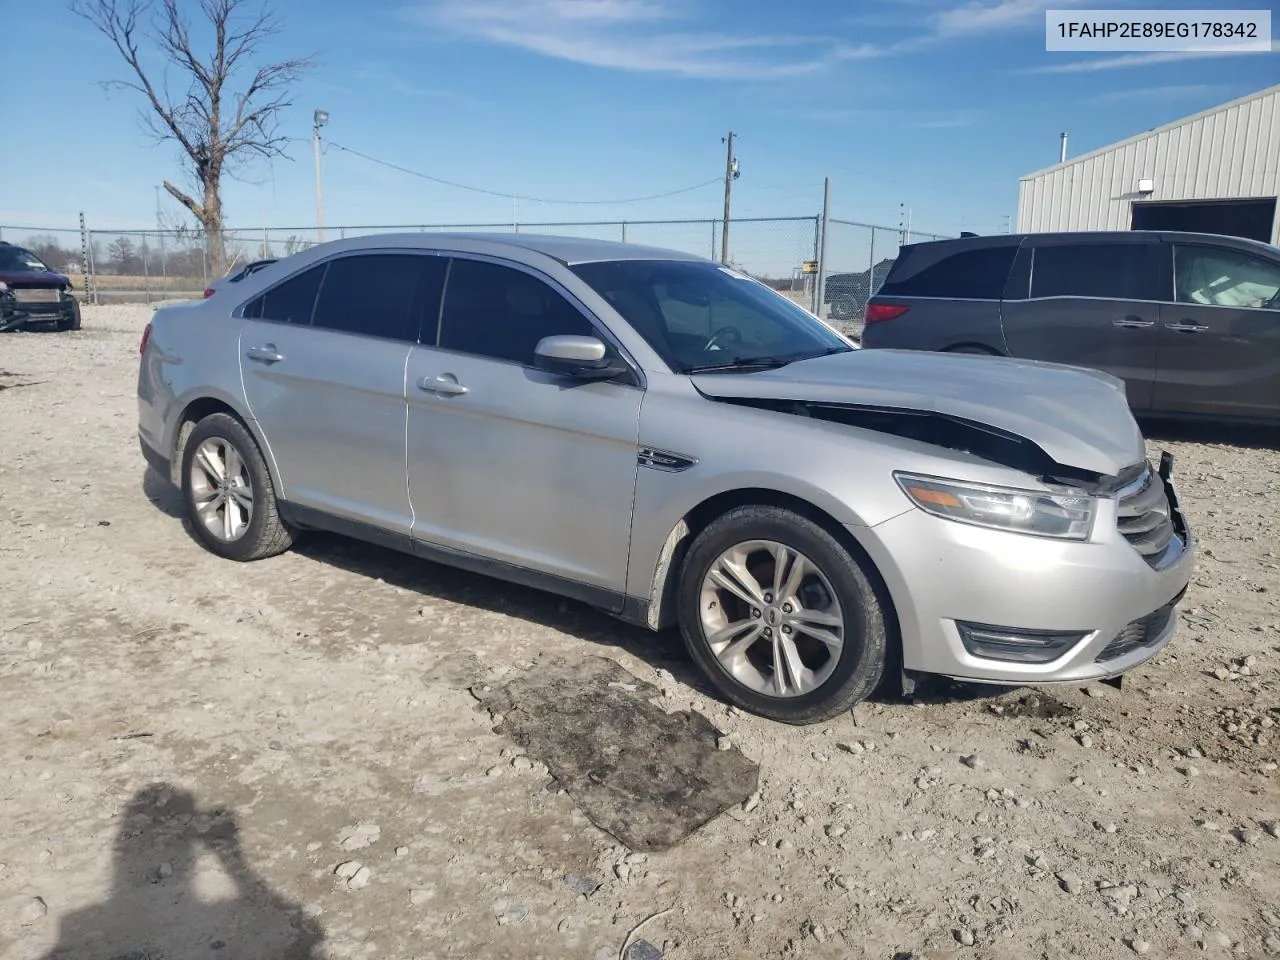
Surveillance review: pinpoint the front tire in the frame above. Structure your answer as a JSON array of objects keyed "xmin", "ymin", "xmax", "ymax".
[
  {"xmin": 677, "ymin": 505, "xmax": 888, "ymax": 724},
  {"xmin": 56, "ymin": 300, "xmax": 81, "ymax": 331},
  {"xmin": 180, "ymin": 413, "xmax": 294, "ymax": 561}
]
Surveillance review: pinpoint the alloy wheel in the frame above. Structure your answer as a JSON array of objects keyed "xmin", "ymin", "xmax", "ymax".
[
  {"xmin": 188, "ymin": 437, "xmax": 254, "ymax": 542},
  {"xmin": 698, "ymin": 539, "xmax": 845, "ymax": 697}
]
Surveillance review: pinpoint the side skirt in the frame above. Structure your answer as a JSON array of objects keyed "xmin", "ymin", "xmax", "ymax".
[{"xmin": 280, "ymin": 502, "xmax": 650, "ymax": 625}]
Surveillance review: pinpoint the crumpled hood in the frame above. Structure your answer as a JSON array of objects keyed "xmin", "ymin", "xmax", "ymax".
[
  {"xmin": 0, "ymin": 269, "xmax": 69, "ymax": 288},
  {"xmin": 691, "ymin": 349, "xmax": 1145, "ymax": 477}
]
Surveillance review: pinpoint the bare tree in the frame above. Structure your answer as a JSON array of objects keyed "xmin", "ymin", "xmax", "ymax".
[{"xmin": 72, "ymin": 0, "xmax": 310, "ymax": 274}]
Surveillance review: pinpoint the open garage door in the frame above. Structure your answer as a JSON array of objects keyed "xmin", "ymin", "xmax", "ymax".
[{"xmin": 1131, "ymin": 197, "xmax": 1277, "ymax": 243}]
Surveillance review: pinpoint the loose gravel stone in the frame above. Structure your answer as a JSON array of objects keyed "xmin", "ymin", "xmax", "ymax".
[
  {"xmin": 565, "ymin": 874, "xmax": 602, "ymax": 895},
  {"xmin": 18, "ymin": 897, "xmax": 47, "ymax": 926},
  {"xmin": 1126, "ymin": 938, "xmax": 1151, "ymax": 955},
  {"xmin": 1057, "ymin": 872, "xmax": 1083, "ymax": 894},
  {"xmin": 334, "ymin": 861, "xmax": 361, "ymax": 880}
]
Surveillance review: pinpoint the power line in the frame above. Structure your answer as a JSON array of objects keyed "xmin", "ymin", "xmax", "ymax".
[{"xmin": 325, "ymin": 141, "xmax": 723, "ymax": 206}]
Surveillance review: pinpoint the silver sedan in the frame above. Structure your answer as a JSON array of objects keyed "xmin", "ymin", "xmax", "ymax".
[{"xmin": 137, "ymin": 233, "xmax": 1193, "ymax": 723}]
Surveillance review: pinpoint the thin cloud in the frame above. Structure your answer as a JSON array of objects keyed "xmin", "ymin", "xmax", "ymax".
[
  {"xmin": 352, "ymin": 64, "xmax": 487, "ymax": 107},
  {"xmin": 930, "ymin": 0, "xmax": 1088, "ymax": 37},
  {"xmin": 1092, "ymin": 84, "xmax": 1231, "ymax": 103},
  {"xmin": 407, "ymin": 0, "xmax": 835, "ymax": 78},
  {"xmin": 1025, "ymin": 39, "xmax": 1279, "ymax": 73},
  {"xmin": 911, "ymin": 113, "xmax": 982, "ymax": 129}
]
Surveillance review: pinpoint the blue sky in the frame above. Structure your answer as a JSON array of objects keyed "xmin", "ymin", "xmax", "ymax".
[{"xmin": 2, "ymin": 0, "xmax": 1278, "ymax": 243}]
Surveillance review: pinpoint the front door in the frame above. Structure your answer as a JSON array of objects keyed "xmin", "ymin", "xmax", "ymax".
[
  {"xmin": 1000, "ymin": 238, "xmax": 1165, "ymax": 410},
  {"xmin": 1153, "ymin": 242, "xmax": 1280, "ymax": 419},
  {"xmin": 239, "ymin": 253, "xmax": 444, "ymax": 533},
  {"xmin": 405, "ymin": 256, "xmax": 643, "ymax": 602}
]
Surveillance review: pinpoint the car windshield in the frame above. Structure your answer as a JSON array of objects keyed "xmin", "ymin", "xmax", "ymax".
[
  {"xmin": 571, "ymin": 259, "xmax": 851, "ymax": 373},
  {"xmin": 0, "ymin": 246, "xmax": 50, "ymax": 273}
]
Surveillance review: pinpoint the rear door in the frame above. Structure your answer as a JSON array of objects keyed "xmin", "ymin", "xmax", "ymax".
[
  {"xmin": 1153, "ymin": 242, "xmax": 1280, "ymax": 419},
  {"xmin": 999, "ymin": 237, "xmax": 1165, "ymax": 410},
  {"xmin": 239, "ymin": 252, "xmax": 444, "ymax": 533}
]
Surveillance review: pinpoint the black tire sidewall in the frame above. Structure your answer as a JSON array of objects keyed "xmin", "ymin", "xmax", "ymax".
[
  {"xmin": 57, "ymin": 301, "xmax": 81, "ymax": 331},
  {"xmin": 181, "ymin": 414, "xmax": 276, "ymax": 561},
  {"xmin": 677, "ymin": 506, "xmax": 886, "ymax": 723}
]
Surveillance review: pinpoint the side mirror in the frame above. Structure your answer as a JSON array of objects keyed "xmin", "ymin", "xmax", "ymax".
[{"xmin": 533, "ymin": 335, "xmax": 628, "ymax": 380}]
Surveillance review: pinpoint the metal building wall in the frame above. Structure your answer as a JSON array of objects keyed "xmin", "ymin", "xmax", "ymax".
[{"xmin": 1017, "ymin": 85, "xmax": 1280, "ymax": 244}]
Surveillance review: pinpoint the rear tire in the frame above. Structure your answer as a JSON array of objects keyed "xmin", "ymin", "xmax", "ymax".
[
  {"xmin": 676, "ymin": 505, "xmax": 888, "ymax": 724},
  {"xmin": 180, "ymin": 413, "xmax": 294, "ymax": 561}
]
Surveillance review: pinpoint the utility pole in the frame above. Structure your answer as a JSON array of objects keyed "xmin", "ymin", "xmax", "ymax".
[
  {"xmin": 720, "ymin": 132, "xmax": 737, "ymax": 265},
  {"xmin": 313, "ymin": 109, "xmax": 329, "ymax": 242},
  {"xmin": 155, "ymin": 185, "xmax": 167, "ymax": 279},
  {"xmin": 815, "ymin": 177, "xmax": 831, "ymax": 317}
]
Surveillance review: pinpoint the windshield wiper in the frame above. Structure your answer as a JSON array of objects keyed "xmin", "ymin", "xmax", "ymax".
[
  {"xmin": 684, "ymin": 355, "xmax": 799, "ymax": 374},
  {"xmin": 685, "ymin": 346, "xmax": 851, "ymax": 374}
]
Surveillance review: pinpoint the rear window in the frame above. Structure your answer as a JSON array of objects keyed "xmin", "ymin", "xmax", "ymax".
[
  {"xmin": 244, "ymin": 264, "xmax": 326, "ymax": 324},
  {"xmin": 1030, "ymin": 243, "xmax": 1160, "ymax": 300},
  {"xmin": 878, "ymin": 244, "xmax": 1017, "ymax": 300}
]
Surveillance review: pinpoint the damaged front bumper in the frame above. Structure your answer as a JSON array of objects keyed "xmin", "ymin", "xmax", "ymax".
[{"xmin": 851, "ymin": 455, "xmax": 1194, "ymax": 686}]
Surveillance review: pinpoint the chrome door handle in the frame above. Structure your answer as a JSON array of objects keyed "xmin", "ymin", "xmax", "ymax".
[
  {"xmin": 418, "ymin": 375, "xmax": 469, "ymax": 396},
  {"xmin": 1113, "ymin": 316, "xmax": 1154, "ymax": 329},
  {"xmin": 245, "ymin": 344, "xmax": 284, "ymax": 363},
  {"xmin": 1164, "ymin": 322, "xmax": 1208, "ymax": 333}
]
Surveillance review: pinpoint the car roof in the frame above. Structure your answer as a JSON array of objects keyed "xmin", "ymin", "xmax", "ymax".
[
  {"xmin": 906, "ymin": 230, "xmax": 1279, "ymax": 254},
  {"xmin": 307, "ymin": 232, "xmax": 707, "ymax": 266}
]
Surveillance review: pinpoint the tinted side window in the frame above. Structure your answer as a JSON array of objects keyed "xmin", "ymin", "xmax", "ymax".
[
  {"xmin": 878, "ymin": 245, "xmax": 1016, "ymax": 299},
  {"xmin": 312, "ymin": 254, "xmax": 446, "ymax": 341},
  {"xmin": 439, "ymin": 259, "xmax": 596, "ymax": 364},
  {"xmin": 1031, "ymin": 243, "xmax": 1159, "ymax": 300},
  {"xmin": 245, "ymin": 264, "xmax": 326, "ymax": 323},
  {"xmin": 1174, "ymin": 245, "xmax": 1280, "ymax": 310}
]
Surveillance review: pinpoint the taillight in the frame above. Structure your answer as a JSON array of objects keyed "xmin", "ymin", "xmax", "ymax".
[
  {"xmin": 203, "ymin": 287, "xmax": 215, "ymax": 298},
  {"xmin": 140, "ymin": 322, "xmax": 152, "ymax": 355},
  {"xmin": 865, "ymin": 302, "xmax": 909, "ymax": 325}
]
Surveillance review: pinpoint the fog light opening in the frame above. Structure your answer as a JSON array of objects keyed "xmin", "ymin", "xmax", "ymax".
[{"xmin": 957, "ymin": 622, "xmax": 1090, "ymax": 664}]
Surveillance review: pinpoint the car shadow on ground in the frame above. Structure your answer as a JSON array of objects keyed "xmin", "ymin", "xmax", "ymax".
[
  {"xmin": 140, "ymin": 466, "xmax": 1033, "ymax": 716},
  {"xmin": 140, "ymin": 466, "xmax": 709, "ymax": 695},
  {"xmin": 1139, "ymin": 416, "xmax": 1280, "ymax": 451}
]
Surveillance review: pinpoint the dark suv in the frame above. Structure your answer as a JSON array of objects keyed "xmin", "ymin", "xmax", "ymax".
[
  {"xmin": 0, "ymin": 242, "xmax": 81, "ymax": 332},
  {"xmin": 860, "ymin": 231, "xmax": 1280, "ymax": 423}
]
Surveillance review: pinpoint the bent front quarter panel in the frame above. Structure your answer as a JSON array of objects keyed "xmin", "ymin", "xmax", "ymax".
[{"xmin": 624, "ymin": 373, "xmax": 1056, "ymax": 606}]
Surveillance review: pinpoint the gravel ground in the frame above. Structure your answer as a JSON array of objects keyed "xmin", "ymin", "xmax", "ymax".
[{"xmin": 1, "ymin": 304, "xmax": 1278, "ymax": 960}]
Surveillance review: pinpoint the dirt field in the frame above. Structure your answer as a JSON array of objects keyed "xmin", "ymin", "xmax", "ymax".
[{"xmin": 1, "ymin": 304, "xmax": 1278, "ymax": 960}]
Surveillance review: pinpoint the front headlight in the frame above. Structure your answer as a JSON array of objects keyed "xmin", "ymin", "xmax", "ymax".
[{"xmin": 894, "ymin": 473, "xmax": 1096, "ymax": 540}]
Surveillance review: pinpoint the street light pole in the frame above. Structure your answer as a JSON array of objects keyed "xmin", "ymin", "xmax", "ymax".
[{"xmin": 313, "ymin": 109, "xmax": 329, "ymax": 242}]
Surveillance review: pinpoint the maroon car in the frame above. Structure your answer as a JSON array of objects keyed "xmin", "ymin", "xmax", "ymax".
[{"xmin": 0, "ymin": 241, "xmax": 81, "ymax": 332}]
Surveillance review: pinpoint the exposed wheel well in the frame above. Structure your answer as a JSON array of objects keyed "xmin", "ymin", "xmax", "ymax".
[
  {"xmin": 647, "ymin": 488, "xmax": 901, "ymax": 659},
  {"xmin": 168, "ymin": 397, "xmax": 244, "ymax": 487}
]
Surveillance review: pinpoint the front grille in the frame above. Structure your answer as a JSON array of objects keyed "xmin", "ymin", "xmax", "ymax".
[
  {"xmin": 1116, "ymin": 463, "xmax": 1174, "ymax": 564},
  {"xmin": 12, "ymin": 287, "xmax": 60, "ymax": 303},
  {"xmin": 1096, "ymin": 588, "xmax": 1184, "ymax": 662}
]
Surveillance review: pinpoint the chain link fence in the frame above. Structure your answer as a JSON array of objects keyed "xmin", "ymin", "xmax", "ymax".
[
  {"xmin": 0, "ymin": 216, "xmax": 949, "ymax": 322},
  {"xmin": 818, "ymin": 220, "xmax": 950, "ymax": 340}
]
